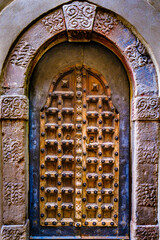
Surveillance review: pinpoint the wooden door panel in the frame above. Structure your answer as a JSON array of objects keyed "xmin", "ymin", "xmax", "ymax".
[{"xmin": 39, "ymin": 65, "xmax": 119, "ymax": 228}]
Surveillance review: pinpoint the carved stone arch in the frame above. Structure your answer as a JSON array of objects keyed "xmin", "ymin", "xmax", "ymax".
[{"xmin": 0, "ymin": 1, "xmax": 159, "ymax": 239}]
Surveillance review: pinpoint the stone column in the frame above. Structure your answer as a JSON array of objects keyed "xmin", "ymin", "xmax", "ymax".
[
  {"xmin": 0, "ymin": 95, "xmax": 29, "ymax": 240},
  {"xmin": 131, "ymin": 96, "xmax": 160, "ymax": 239}
]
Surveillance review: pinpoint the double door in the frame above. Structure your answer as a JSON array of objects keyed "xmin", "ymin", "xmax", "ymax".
[
  {"xmin": 39, "ymin": 65, "xmax": 119, "ymax": 228},
  {"xmin": 29, "ymin": 43, "xmax": 130, "ymax": 239}
]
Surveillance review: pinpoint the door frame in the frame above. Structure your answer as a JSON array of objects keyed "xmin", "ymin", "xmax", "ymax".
[{"xmin": 0, "ymin": 1, "xmax": 159, "ymax": 239}]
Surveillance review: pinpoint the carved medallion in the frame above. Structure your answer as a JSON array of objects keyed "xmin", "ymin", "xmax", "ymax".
[{"xmin": 63, "ymin": 1, "xmax": 96, "ymax": 41}]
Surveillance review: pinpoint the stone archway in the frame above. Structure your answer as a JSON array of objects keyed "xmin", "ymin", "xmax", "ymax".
[{"xmin": 0, "ymin": 1, "xmax": 159, "ymax": 239}]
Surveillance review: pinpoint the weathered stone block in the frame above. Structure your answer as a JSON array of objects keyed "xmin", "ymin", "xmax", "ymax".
[
  {"xmin": 10, "ymin": 41, "xmax": 36, "ymax": 68},
  {"xmin": 2, "ymin": 121, "xmax": 26, "ymax": 224},
  {"xmin": 1, "ymin": 220, "xmax": 29, "ymax": 240},
  {"xmin": 125, "ymin": 39, "xmax": 152, "ymax": 69},
  {"xmin": 135, "ymin": 121, "xmax": 159, "ymax": 225},
  {"xmin": 42, "ymin": 8, "xmax": 65, "ymax": 35},
  {"xmin": 132, "ymin": 96, "xmax": 160, "ymax": 120},
  {"xmin": 63, "ymin": 1, "xmax": 96, "ymax": 42},
  {"xmin": 136, "ymin": 225, "xmax": 159, "ymax": 240},
  {"xmin": 93, "ymin": 10, "xmax": 118, "ymax": 36},
  {"xmin": 0, "ymin": 95, "xmax": 28, "ymax": 119}
]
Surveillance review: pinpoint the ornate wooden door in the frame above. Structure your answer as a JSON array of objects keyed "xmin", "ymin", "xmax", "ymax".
[{"xmin": 29, "ymin": 61, "xmax": 129, "ymax": 239}]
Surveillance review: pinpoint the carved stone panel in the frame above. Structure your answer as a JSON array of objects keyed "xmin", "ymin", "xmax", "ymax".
[
  {"xmin": 93, "ymin": 10, "xmax": 118, "ymax": 36},
  {"xmin": 10, "ymin": 40, "xmax": 36, "ymax": 68},
  {"xmin": 0, "ymin": 95, "xmax": 28, "ymax": 119},
  {"xmin": 136, "ymin": 226, "xmax": 159, "ymax": 240},
  {"xmin": 4, "ymin": 182, "xmax": 25, "ymax": 206},
  {"xmin": 1, "ymin": 221, "xmax": 29, "ymax": 240},
  {"xmin": 2, "ymin": 121, "xmax": 26, "ymax": 224},
  {"xmin": 137, "ymin": 183, "xmax": 157, "ymax": 207},
  {"xmin": 2, "ymin": 121, "xmax": 25, "ymax": 163},
  {"xmin": 125, "ymin": 39, "xmax": 152, "ymax": 69},
  {"xmin": 133, "ymin": 96, "xmax": 160, "ymax": 120},
  {"xmin": 42, "ymin": 8, "xmax": 65, "ymax": 34},
  {"xmin": 63, "ymin": 1, "xmax": 96, "ymax": 42},
  {"xmin": 135, "ymin": 121, "xmax": 159, "ymax": 225}
]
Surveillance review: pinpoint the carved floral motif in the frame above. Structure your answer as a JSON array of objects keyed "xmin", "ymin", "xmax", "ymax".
[
  {"xmin": 137, "ymin": 183, "xmax": 157, "ymax": 207},
  {"xmin": 93, "ymin": 10, "xmax": 118, "ymax": 35},
  {"xmin": 136, "ymin": 226, "xmax": 159, "ymax": 240},
  {"xmin": 134, "ymin": 97, "xmax": 160, "ymax": 120},
  {"xmin": 125, "ymin": 39, "xmax": 151, "ymax": 69},
  {"xmin": 10, "ymin": 40, "xmax": 35, "ymax": 68},
  {"xmin": 63, "ymin": 1, "xmax": 96, "ymax": 30},
  {"xmin": 1, "ymin": 96, "xmax": 28, "ymax": 119},
  {"xmin": 42, "ymin": 9, "xmax": 65, "ymax": 34},
  {"xmin": 4, "ymin": 182, "xmax": 24, "ymax": 206}
]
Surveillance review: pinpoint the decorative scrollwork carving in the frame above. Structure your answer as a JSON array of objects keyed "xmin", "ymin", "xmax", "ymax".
[
  {"xmin": 63, "ymin": 1, "xmax": 96, "ymax": 30},
  {"xmin": 125, "ymin": 39, "xmax": 152, "ymax": 69},
  {"xmin": 137, "ymin": 183, "xmax": 157, "ymax": 207},
  {"xmin": 10, "ymin": 40, "xmax": 35, "ymax": 68},
  {"xmin": 93, "ymin": 10, "xmax": 118, "ymax": 35},
  {"xmin": 1, "ymin": 96, "xmax": 28, "ymax": 119},
  {"xmin": 42, "ymin": 9, "xmax": 65, "ymax": 34},
  {"xmin": 133, "ymin": 97, "xmax": 160, "ymax": 120}
]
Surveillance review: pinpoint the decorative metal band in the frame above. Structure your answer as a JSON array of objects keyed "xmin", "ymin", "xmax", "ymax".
[
  {"xmin": 0, "ymin": 95, "xmax": 28, "ymax": 119},
  {"xmin": 132, "ymin": 96, "xmax": 160, "ymax": 121},
  {"xmin": 75, "ymin": 65, "xmax": 83, "ymax": 227}
]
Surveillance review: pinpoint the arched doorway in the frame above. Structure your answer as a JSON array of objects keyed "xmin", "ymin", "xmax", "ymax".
[
  {"xmin": 29, "ymin": 42, "xmax": 130, "ymax": 239},
  {"xmin": 0, "ymin": 2, "xmax": 159, "ymax": 239}
]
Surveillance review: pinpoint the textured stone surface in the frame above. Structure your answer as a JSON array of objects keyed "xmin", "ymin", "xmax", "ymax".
[
  {"xmin": 133, "ymin": 96, "xmax": 160, "ymax": 120},
  {"xmin": 2, "ymin": 121, "xmax": 26, "ymax": 224},
  {"xmin": 135, "ymin": 121, "xmax": 159, "ymax": 225},
  {"xmin": 125, "ymin": 39, "xmax": 152, "ymax": 69},
  {"xmin": 93, "ymin": 10, "xmax": 118, "ymax": 35},
  {"xmin": 0, "ymin": 0, "xmax": 160, "ymax": 80},
  {"xmin": 1, "ymin": 5, "xmax": 158, "ymax": 96},
  {"xmin": 136, "ymin": 226, "xmax": 159, "ymax": 240},
  {"xmin": 63, "ymin": 1, "xmax": 96, "ymax": 41},
  {"xmin": 42, "ymin": 8, "xmax": 65, "ymax": 34},
  {"xmin": 0, "ymin": 95, "xmax": 28, "ymax": 119},
  {"xmin": 10, "ymin": 40, "xmax": 36, "ymax": 68},
  {"xmin": 1, "ymin": 220, "xmax": 29, "ymax": 240}
]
